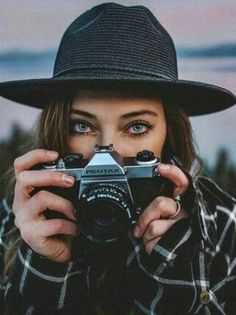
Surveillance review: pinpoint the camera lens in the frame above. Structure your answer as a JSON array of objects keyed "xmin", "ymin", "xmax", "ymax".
[
  {"xmin": 93, "ymin": 205, "xmax": 117, "ymax": 228},
  {"xmin": 78, "ymin": 183, "xmax": 134, "ymax": 244}
]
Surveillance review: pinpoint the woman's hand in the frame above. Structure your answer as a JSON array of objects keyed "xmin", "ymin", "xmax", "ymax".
[
  {"xmin": 13, "ymin": 149, "xmax": 77, "ymax": 263},
  {"xmin": 133, "ymin": 163, "xmax": 189, "ymax": 254}
]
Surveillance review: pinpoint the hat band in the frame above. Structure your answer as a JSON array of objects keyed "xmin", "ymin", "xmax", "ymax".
[{"xmin": 53, "ymin": 65, "xmax": 176, "ymax": 80}]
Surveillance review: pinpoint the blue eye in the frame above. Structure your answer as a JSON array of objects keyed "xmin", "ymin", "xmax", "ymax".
[
  {"xmin": 130, "ymin": 123, "xmax": 148, "ymax": 134},
  {"xmin": 69, "ymin": 120, "xmax": 93, "ymax": 134},
  {"xmin": 75, "ymin": 122, "xmax": 90, "ymax": 132}
]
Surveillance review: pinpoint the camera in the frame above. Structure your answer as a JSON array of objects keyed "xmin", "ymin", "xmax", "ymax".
[{"xmin": 41, "ymin": 144, "xmax": 173, "ymax": 245}]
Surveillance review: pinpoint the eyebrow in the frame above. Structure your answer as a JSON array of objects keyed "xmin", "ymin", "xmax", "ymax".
[
  {"xmin": 120, "ymin": 110, "xmax": 158, "ymax": 119},
  {"xmin": 71, "ymin": 109, "xmax": 96, "ymax": 119},
  {"xmin": 70, "ymin": 109, "xmax": 158, "ymax": 119}
]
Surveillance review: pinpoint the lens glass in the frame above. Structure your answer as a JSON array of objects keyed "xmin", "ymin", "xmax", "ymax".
[
  {"xmin": 93, "ymin": 205, "xmax": 117, "ymax": 228},
  {"xmin": 78, "ymin": 183, "xmax": 134, "ymax": 243}
]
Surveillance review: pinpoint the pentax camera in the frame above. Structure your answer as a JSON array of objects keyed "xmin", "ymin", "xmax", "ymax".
[{"xmin": 42, "ymin": 144, "xmax": 173, "ymax": 245}]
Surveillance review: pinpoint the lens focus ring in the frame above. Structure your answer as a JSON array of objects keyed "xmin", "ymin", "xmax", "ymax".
[{"xmin": 78, "ymin": 183, "xmax": 134, "ymax": 243}]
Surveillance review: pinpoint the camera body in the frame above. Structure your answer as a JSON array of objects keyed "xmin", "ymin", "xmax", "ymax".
[{"xmin": 42, "ymin": 145, "xmax": 173, "ymax": 244}]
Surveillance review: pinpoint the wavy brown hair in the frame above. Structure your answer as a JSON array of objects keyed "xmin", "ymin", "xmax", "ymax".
[{"xmin": 2, "ymin": 91, "xmax": 201, "ymax": 314}]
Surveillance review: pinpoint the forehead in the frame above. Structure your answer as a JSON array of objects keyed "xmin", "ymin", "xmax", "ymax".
[
  {"xmin": 73, "ymin": 89, "xmax": 161, "ymax": 99},
  {"xmin": 71, "ymin": 89, "xmax": 164, "ymax": 114}
]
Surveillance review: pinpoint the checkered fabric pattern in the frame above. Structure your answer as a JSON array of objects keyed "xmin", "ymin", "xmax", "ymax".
[{"xmin": 1, "ymin": 176, "xmax": 236, "ymax": 315}]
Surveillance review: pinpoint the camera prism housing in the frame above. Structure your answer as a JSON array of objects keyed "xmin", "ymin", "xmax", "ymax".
[{"xmin": 41, "ymin": 144, "xmax": 173, "ymax": 244}]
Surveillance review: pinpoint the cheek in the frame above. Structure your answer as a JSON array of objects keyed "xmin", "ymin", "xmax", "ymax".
[
  {"xmin": 67, "ymin": 136, "xmax": 96, "ymax": 158},
  {"xmin": 142, "ymin": 135, "xmax": 166, "ymax": 158},
  {"xmin": 116, "ymin": 131, "xmax": 166, "ymax": 158},
  {"xmin": 152, "ymin": 129, "xmax": 167, "ymax": 158}
]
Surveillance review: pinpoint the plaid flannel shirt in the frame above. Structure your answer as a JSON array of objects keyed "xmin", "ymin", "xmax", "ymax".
[{"xmin": 0, "ymin": 176, "xmax": 236, "ymax": 315}]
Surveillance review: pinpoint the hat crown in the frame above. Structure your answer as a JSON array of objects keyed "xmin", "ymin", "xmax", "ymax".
[
  {"xmin": 53, "ymin": 2, "xmax": 178, "ymax": 79},
  {"xmin": 2, "ymin": 3, "xmax": 234, "ymax": 114}
]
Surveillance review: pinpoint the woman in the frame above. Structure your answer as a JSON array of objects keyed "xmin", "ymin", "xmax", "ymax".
[{"xmin": 0, "ymin": 3, "xmax": 236, "ymax": 315}]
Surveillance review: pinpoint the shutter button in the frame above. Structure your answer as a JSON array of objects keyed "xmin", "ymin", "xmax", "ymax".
[
  {"xmin": 200, "ymin": 291, "xmax": 212, "ymax": 304},
  {"xmin": 136, "ymin": 150, "xmax": 158, "ymax": 164}
]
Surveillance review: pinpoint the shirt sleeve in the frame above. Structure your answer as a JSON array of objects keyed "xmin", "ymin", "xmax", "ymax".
[
  {"xmin": 217, "ymin": 203, "xmax": 236, "ymax": 314},
  {"xmin": 126, "ymin": 173, "xmax": 236, "ymax": 315},
  {"xmin": 5, "ymin": 241, "xmax": 89, "ymax": 315},
  {"xmin": 0, "ymin": 198, "xmax": 89, "ymax": 315},
  {"xmin": 125, "ymin": 171, "xmax": 199, "ymax": 313},
  {"xmin": 126, "ymin": 217, "xmax": 197, "ymax": 313}
]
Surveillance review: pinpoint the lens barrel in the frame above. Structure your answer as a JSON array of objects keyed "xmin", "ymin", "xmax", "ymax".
[{"xmin": 78, "ymin": 183, "xmax": 134, "ymax": 243}]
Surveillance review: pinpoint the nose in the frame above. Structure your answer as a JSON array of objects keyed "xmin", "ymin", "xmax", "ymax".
[
  {"xmin": 98, "ymin": 131, "xmax": 116, "ymax": 148},
  {"xmin": 96, "ymin": 129, "xmax": 135, "ymax": 157},
  {"xmin": 97, "ymin": 131, "xmax": 124, "ymax": 155}
]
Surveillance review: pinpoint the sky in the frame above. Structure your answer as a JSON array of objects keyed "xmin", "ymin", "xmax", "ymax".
[
  {"xmin": 0, "ymin": 0, "xmax": 236, "ymax": 166},
  {"xmin": 1, "ymin": 0, "xmax": 236, "ymax": 50}
]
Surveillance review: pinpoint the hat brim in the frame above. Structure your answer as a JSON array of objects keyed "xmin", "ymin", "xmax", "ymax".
[{"xmin": 0, "ymin": 75, "xmax": 235, "ymax": 116}]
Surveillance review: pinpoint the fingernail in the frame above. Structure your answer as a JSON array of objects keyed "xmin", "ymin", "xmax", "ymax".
[
  {"xmin": 133, "ymin": 225, "xmax": 140, "ymax": 238},
  {"xmin": 47, "ymin": 150, "xmax": 58, "ymax": 158},
  {"xmin": 158, "ymin": 164, "xmax": 170, "ymax": 171},
  {"xmin": 63, "ymin": 174, "xmax": 74, "ymax": 185}
]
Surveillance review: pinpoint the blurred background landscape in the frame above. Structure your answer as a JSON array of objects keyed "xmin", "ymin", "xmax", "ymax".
[{"xmin": 0, "ymin": 0, "xmax": 236, "ymax": 197}]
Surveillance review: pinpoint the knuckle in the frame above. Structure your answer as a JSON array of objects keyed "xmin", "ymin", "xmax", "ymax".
[
  {"xmin": 49, "ymin": 172, "xmax": 63, "ymax": 183},
  {"xmin": 169, "ymin": 164, "xmax": 175, "ymax": 172},
  {"xmin": 149, "ymin": 221, "xmax": 157, "ymax": 235},
  {"xmin": 39, "ymin": 149, "xmax": 48, "ymax": 156},
  {"xmin": 144, "ymin": 243, "xmax": 152, "ymax": 255},
  {"xmin": 12, "ymin": 201, "xmax": 18, "ymax": 215},
  {"xmin": 58, "ymin": 172, "xmax": 65, "ymax": 182},
  {"xmin": 53, "ymin": 220, "xmax": 64, "ymax": 232},
  {"xmin": 175, "ymin": 180, "xmax": 189, "ymax": 195},
  {"xmin": 14, "ymin": 157, "xmax": 22, "ymax": 172},
  {"xmin": 182, "ymin": 176, "xmax": 189, "ymax": 188},
  {"xmin": 137, "ymin": 214, "xmax": 146, "ymax": 228},
  {"xmin": 36, "ymin": 190, "xmax": 49, "ymax": 203},
  {"xmin": 33, "ymin": 148, "xmax": 47, "ymax": 159},
  {"xmin": 20, "ymin": 226, "xmax": 31, "ymax": 243},
  {"xmin": 64, "ymin": 201, "xmax": 74, "ymax": 214},
  {"xmin": 71, "ymin": 224, "xmax": 77, "ymax": 235},
  {"xmin": 176, "ymin": 169, "xmax": 188, "ymax": 184},
  {"xmin": 14, "ymin": 216, "xmax": 19, "ymax": 228},
  {"xmin": 66, "ymin": 200, "xmax": 74, "ymax": 211},
  {"xmin": 14, "ymin": 211, "xmax": 25, "ymax": 229},
  {"xmin": 153, "ymin": 196, "xmax": 166, "ymax": 210},
  {"xmin": 17, "ymin": 171, "xmax": 26, "ymax": 185}
]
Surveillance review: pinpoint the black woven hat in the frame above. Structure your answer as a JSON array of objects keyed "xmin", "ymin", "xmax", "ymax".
[{"xmin": 0, "ymin": 2, "xmax": 235, "ymax": 115}]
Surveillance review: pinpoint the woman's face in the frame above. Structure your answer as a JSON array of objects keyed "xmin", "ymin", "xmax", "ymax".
[{"xmin": 67, "ymin": 90, "xmax": 167, "ymax": 159}]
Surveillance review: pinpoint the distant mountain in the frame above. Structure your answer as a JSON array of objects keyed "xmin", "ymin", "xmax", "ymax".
[
  {"xmin": 178, "ymin": 43, "xmax": 236, "ymax": 58},
  {"xmin": 0, "ymin": 50, "xmax": 56, "ymax": 64},
  {"xmin": 0, "ymin": 50, "xmax": 56, "ymax": 77}
]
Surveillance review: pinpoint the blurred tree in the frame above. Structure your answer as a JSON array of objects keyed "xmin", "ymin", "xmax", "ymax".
[
  {"xmin": 214, "ymin": 149, "xmax": 229, "ymax": 188},
  {"xmin": 210, "ymin": 148, "xmax": 236, "ymax": 197},
  {"xmin": 228, "ymin": 165, "xmax": 236, "ymax": 196}
]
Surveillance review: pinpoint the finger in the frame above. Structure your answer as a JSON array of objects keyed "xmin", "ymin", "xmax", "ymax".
[
  {"xmin": 16, "ymin": 169, "xmax": 74, "ymax": 193},
  {"xmin": 14, "ymin": 170, "xmax": 74, "ymax": 205},
  {"xmin": 144, "ymin": 237, "xmax": 162, "ymax": 255},
  {"xmin": 157, "ymin": 163, "xmax": 189, "ymax": 196},
  {"xmin": 134, "ymin": 196, "xmax": 177, "ymax": 238},
  {"xmin": 142, "ymin": 219, "xmax": 175, "ymax": 244},
  {"xmin": 20, "ymin": 219, "xmax": 77, "ymax": 254},
  {"xmin": 14, "ymin": 149, "xmax": 58, "ymax": 177},
  {"xmin": 14, "ymin": 190, "xmax": 76, "ymax": 226},
  {"xmin": 35, "ymin": 219, "xmax": 78, "ymax": 238}
]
